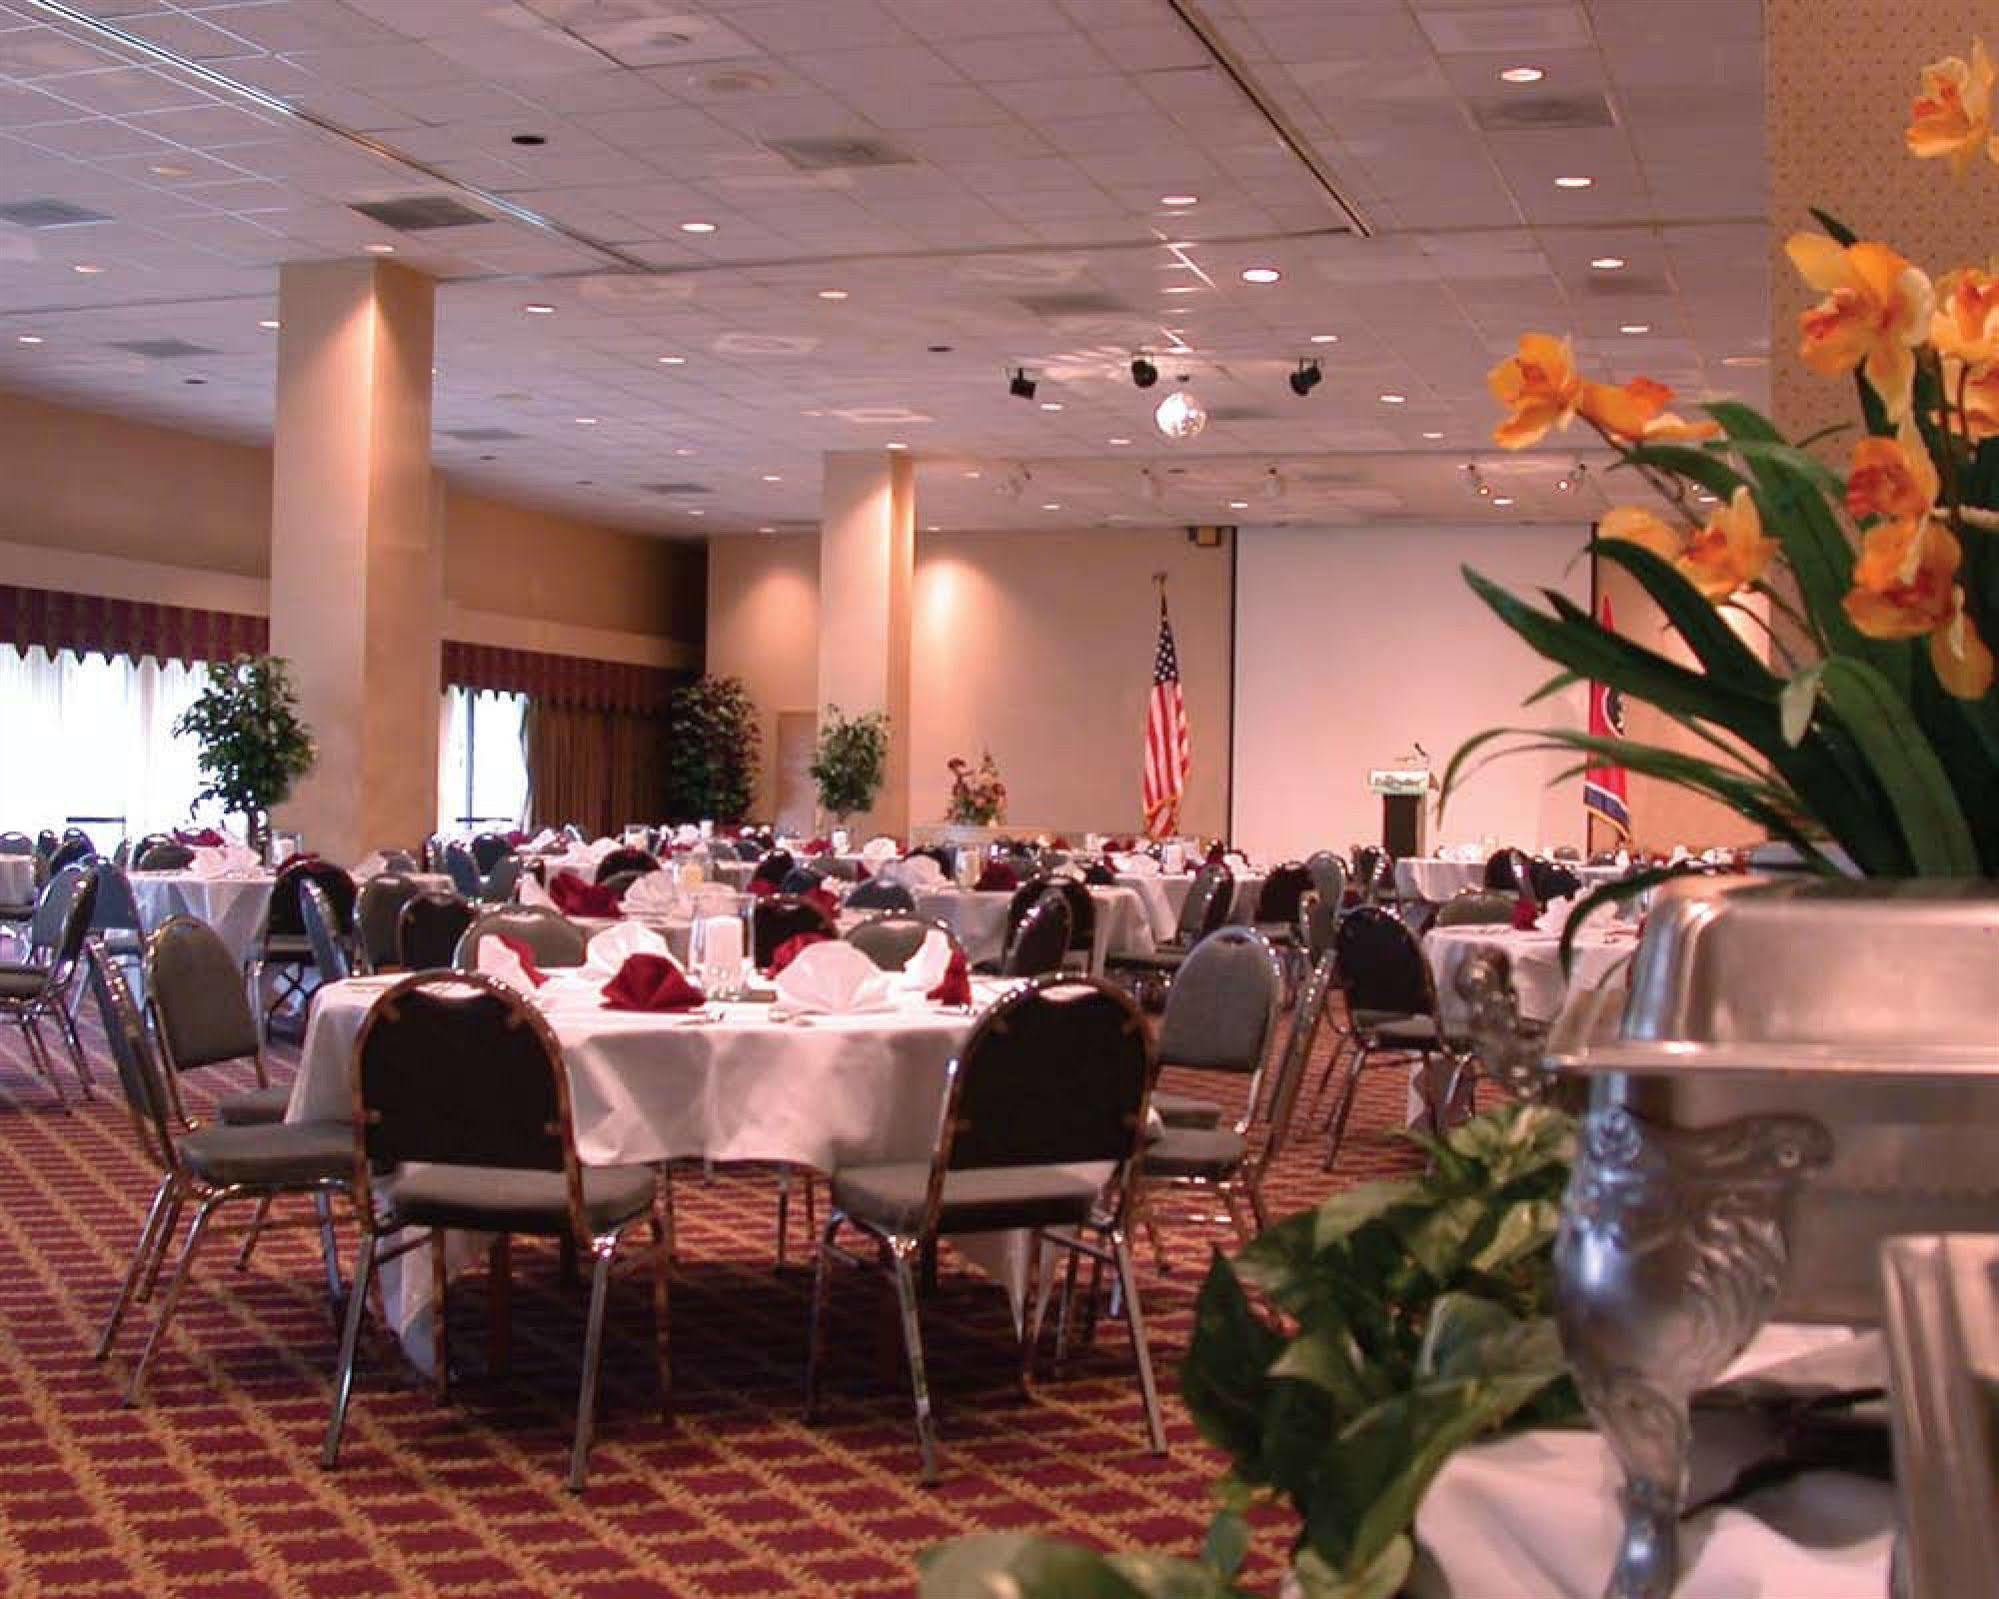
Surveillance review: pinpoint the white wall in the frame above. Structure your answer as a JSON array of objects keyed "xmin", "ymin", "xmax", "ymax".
[{"xmin": 1231, "ymin": 523, "xmax": 1591, "ymax": 863}]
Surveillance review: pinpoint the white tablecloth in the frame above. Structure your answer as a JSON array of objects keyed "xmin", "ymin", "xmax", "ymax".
[
  {"xmin": 129, "ymin": 872, "xmax": 276, "ymax": 965},
  {"xmin": 1412, "ymin": 1324, "xmax": 1892, "ymax": 1598},
  {"xmin": 0, "ymin": 856, "xmax": 33, "ymax": 906},
  {"xmin": 914, "ymin": 886, "xmax": 1153, "ymax": 973},
  {"xmin": 1395, "ymin": 857, "xmax": 1487, "ymax": 902},
  {"xmin": 1149, "ymin": 871, "xmax": 1265, "ymax": 930},
  {"xmin": 1424, "ymin": 924, "xmax": 1638, "ymax": 1027}
]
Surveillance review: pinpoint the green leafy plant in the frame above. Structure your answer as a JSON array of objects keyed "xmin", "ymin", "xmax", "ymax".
[
  {"xmin": 920, "ymin": 1105, "xmax": 1579, "ymax": 1598},
  {"xmin": 663, "ymin": 674, "xmax": 761, "ymax": 824},
  {"xmin": 172, "ymin": 654, "xmax": 315, "ymax": 851},
  {"xmin": 808, "ymin": 704, "xmax": 889, "ymax": 822}
]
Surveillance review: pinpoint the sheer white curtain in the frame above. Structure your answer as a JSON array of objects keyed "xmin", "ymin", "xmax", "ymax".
[
  {"xmin": 0, "ymin": 645, "xmax": 214, "ymax": 840},
  {"xmin": 436, "ymin": 687, "xmax": 529, "ymax": 834}
]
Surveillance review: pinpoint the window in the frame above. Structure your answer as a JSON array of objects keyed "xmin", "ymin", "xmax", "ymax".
[
  {"xmin": 438, "ymin": 687, "xmax": 529, "ymax": 834},
  {"xmin": 0, "ymin": 644, "xmax": 214, "ymax": 841}
]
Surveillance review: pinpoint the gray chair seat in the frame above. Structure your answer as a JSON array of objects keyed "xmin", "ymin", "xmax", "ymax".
[
  {"xmin": 1152, "ymin": 1090, "xmax": 1223, "ymax": 1129},
  {"xmin": 833, "ymin": 1161, "xmax": 1103, "ymax": 1234},
  {"xmin": 1107, "ymin": 944, "xmax": 1190, "ymax": 971},
  {"xmin": 1367, "ymin": 1016, "xmax": 1447, "ymax": 1047},
  {"xmin": 1253, "ymin": 921, "xmax": 1296, "ymax": 944},
  {"xmin": 384, "ymin": 1162, "xmax": 655, "ymax": 1235},
  {"xmin": 1142, "ymin": 1125, "xmax": 1247, "ymax": 1180},
  {"xmin": 262, "ymin": 933, "xmax": 314, "ymax": 961},
  {"xmin": 0, "ymin": 966, "xmax": 50, "ymax": 997},
  {"xmin": 177, "ymin": 1120, "xmax": 353, "ymax": 1188},
  {"xmin": 217, "ymin": 1084, "xmax": 293, "ymax": 1125}
]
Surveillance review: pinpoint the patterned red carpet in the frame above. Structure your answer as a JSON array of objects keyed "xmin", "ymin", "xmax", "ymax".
[{"xmin": 0, "ymin": 1009, "xmax": 1421, "ymax": 1598}]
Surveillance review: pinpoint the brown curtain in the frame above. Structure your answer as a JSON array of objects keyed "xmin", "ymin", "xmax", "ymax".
[{"xmin": 526, "ymin": 701, "xmax": 667, "ymax": 836}]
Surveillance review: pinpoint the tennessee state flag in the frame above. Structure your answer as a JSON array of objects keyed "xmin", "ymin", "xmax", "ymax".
[{"xmin": 1584, "ymin": 596, "xmax": 1632, "ymax": 840}]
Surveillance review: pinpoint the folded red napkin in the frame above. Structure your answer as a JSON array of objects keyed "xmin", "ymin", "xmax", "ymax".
[
  {"xmin": 506, "ymin": 829, "xmax": 531, "ymax": 846},
  {"xmin": 1510, "ymin": 894, "xmax": 1540, "ymax": 931},
  {"xmin": 495, "ymin": 933, "xmax": 548, "ymax": 987},
  {"xmin": 803, "ymin": 838, "xmax": 833, "ymax": 856},
  {"xmin": 767, "ymin": 930, "xmax": 832, "ymax": 975},
  {"xmin": 175, "ymin": 827, "xmax": 225, "ymax": 847},
  {"xmin": 853, "ymin": 860, "xmax": 871, "ymax": 880},
  {"xmin": 1050, "ymin": 835, "xmax": 1070, "ymax": 849},
  {"xmin": 975, "ymin": 863, "xmax": 1018, "ymax": 892},
  {"xmin": 548, "ymin": 870, "xmax": 626, "ymax": 918},
  {"xmin": 927, "ymin": 949, "xmax": 972, "ymax": 1007},
  {"xmin": 601, "ymin": 953, "xmax": 706, "ymax": 1012},
  {"xmin": 805, "ymin": 886, "xmax": 839, "ymax": 920},
  {"xmin": 747, "ymin": 875, "xmax": 779, "ymax": 899},
  {"xmin": 1205, "ymin": 843, "xmax": 1227, "ymax": 865}
]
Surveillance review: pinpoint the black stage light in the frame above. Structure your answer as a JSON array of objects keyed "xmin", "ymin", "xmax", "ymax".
[
  {"xmin": 1288, "ymin": 358, "xmax": 1322, "ymax": 397},
  {"xmin": 1130, "ymin": 354, "xmax": 1159, "ymax": 388},
  {"xmin": 1009, "ymin": 368, "xmax": 1037, "ymax": 400}
]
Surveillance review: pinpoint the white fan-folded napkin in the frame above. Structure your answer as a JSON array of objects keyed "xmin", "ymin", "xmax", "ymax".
[
  {"xmin": 518, "ymin": 872, "xmax": 555, "ymax": 909},
  {"xmin": 774, "ymin": 939, "xmax": 896, "ymax": 1015},
  {"xmin": 526, "ymin": 827, "xmax": 561, "ymax": 852},
  {"xmin": 673, "ymin": 823, "xmax": 702, "ymax": 848},
  {"xmin": 622, "ymin": 871, "xmax": 681, "ymax": 915},
  {"xmin": 893, "ymin": 855, "xmax": 945, "ymax": 889},
  {"xmin": 186, "ymin": 847, "xmax": 230, "ymax": 878},
  {"xmin": 860, "ymin": 835, "xmax": 899, "ymax": 868},
  {"xmin": 897, "ymin": 928, "xmax": 954, "ymax": 991},
  {"xmin": 582, "ymin": 920, "xmax": 672, "ymax": 981},
  {"xmin": 1112, "ymin": 852, "xmax": 1159, "ymax": 877}
]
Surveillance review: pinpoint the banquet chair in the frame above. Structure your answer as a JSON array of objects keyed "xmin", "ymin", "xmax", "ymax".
[
  {"xmin": 1481, "ymin": 848, "xmax": 1533, "ymax": 894},
  {"xmin": 251, "ymin": 859, "xmax": 356, "ymax": 1040},
  {"xmin": 1002, "ymin": 893, "xmax": 1071, "ymax": 978},
  {"xmin": 1433, "ymin": 889, "xmax": 1516, "ymax": 928},
  {"xmin": 750, "ymin": 850, "xmax": 796, "ymax": 890},
  {"xmin": 147, "ymin": 915, "xmax": 291, "ymax": 1129},
  {"xmin": 1529, "ymin": 858, "xmax": 1582, "ymax": 903},
  {"xmin": 845, "ymin": 876, "xmax": 916, "ymax": 913},
  {"xmin": 1304, "ymin": 850, "xmax": 1347, "ymax": 907},
  {"xmin": 87, "ymin": 863, "xmax": 149, "ymax": 980},
  {"xmin": 480, "ymin": 853, "xmax": 522, "ymax": 904},
  {"xmin": 1082, "ymin": 861, "xmax": 1116, "ymax": 886},
  {"xmin": 1140, "ymin": 948, "xmax": 1334, "ymax": 1258},
  {"xmin": 0, "ymin": 830, "xmax": 32, "ymax": 854},
  {"xmin": 299, "ymin": 881, "xmax": 351, "ymax": 986},
  {"xmin": 593, "ymin": 847, "xmax": 658, "ymax": 884},
  {"xmin": 354, "ymin": 874, "xmax": 421, "ymax": 974},
  {"xmin": 469, "ymin": 832, "xmax": 511, "ymax": 875},
  {"xmin": 1322, "ymin": 907, "xmax": 1472, "ymax": 1173},
  {"xmin": 751, "ymin": 895, "xmax": 837, "ymax": 971},
  {"xmin": 733, "ymin": 839, "xmax": 763, "ymax": 862},
  {"xmin": 844, "ymin": 913, "xmax": 961, "ymax": 972},
  {"xmin": 0, "ymin": 831, "xmax": 36, "ymax": 944},
  {"xmin": 1105, "ymin": 862, "xmax": 1234, "ymax": 998},
  {"xmin": 85, "ymin": 942, "xmax": 350, "ymax": 1405},
  {"xmin": 0, "ymin": 864, "xmax": 99, "ymax": 1105},
  {"xmin": 441, "ymin": 843, "xmax": 483, "ymax": 899},
  {"xmin": 805, "ymin": 975, "xmax": 1165, "ymax": 1484},
  {"xmin": 1041, "ymin": 878, "xmax": 1096, "ymax": 970},
  {"xmin": 598, "ymin": 869, "xmax": 647, "ymax": 896},
  {"xmin": 397, "ymin": 891, "xmax": 475, "ymax": 971},
  {"xmin": 779, "ymin": 867, "xmax": 824, "ymax": 896},
  {"xmin": 456, "ymin": 905, "xmax": 588, "ymax": 971},
  {"xmin": 1251, "ymin": 863, "xmax": 1314, "ymax": 986},
  {"xmin": 321, "ymin": 972, "xmax": 670, "ymax": 1493},
  {"xmin": 1146, "ymin": 927, "xmax": 1284, "ymax": 1135},
  {"xmin": 136, "ymin": 842, "xmax": 194, "ymax": 871},
  {"xmin": 379, "ymin": 849, "xmax": 418, "ymax": 874},
  {"xmin": 49, "ymin": 837, "xmax": 93, "ymax": 874}
]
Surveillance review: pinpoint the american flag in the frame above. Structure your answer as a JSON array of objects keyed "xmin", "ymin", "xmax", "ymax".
[{"xmin": 1142, "ymin": 590, "xmax": 1191, "ymax": 838}]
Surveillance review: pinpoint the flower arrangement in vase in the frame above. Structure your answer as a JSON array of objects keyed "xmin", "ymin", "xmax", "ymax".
[{"xmin": 945, "ymin": 751, "xmax": 1007, "ymax": 827}]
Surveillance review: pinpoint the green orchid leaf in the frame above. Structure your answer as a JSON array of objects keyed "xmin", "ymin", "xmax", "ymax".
[
  {"xmin": 1729, "ymin": 439, "xmax": 1847, "ymax": 502},
  {"xmin": 1818, "ymin": 657, "xmax": 1980, "ymax": 874},
  {"xmin": 1808, "ymin": 207, "xmax": 1859, "ymax": 247},
  {"xmin": 1200, "ymin": 1511, "xmax": 1252, "ymax": 1581},
  {"xmin": 1288, "ymin": 1539, "xmax": 1413, "ymax": 1599},
  {"xmin": 1589, "ymin": 537, "xmax": 1777, "ymax": 689},
  {"xmin": 1619, "ymin": 441, "xmax": 1751, "ymax": 502}
]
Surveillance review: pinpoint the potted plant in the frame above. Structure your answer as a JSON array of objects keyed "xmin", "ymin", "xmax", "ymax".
[
  {"xmin": 173, "ymin": 654, "xmax": 315, "ymax": 858},
  {"xmin": 1447, "ymin": 39, "xmax": 1999, "ymax": 882},
  {"xmin": 808, "ymin": 704, "xmax": 890, "ymax": 826},
  {"xmin": 663, "ymin": 674, "xmax": 760, "ymax": 824},
  {"xmin": 945, "ymin": 751, "xmax": 1007, "ymax": 827}
]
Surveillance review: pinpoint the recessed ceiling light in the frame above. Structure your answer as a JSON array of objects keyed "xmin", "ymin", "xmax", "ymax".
[
  {"xmin": 757, "ymin": 525, "xmax": 775, "ymax": 533},
  {"xmin": 1108, "ymin": 437, "xmax": 1132, "ymax": 446},
  {"xmin": 1160, "ymin": 193, "xmax": 1198, "ymax": 206},
  {"xmin": 680, "ymin": 221, "xmax": 717, "ymax": 234},
  {"xmin": 1492, "ymin": 496, "xmax": 1516, "ymax": 506},
  {"xmin": 657, "ymin": 354, "xmax": 685, "ymax": 364},
  {"xmin": 1040, "ymin": 401, "xmax": 1063, "ymax": 411},
  {"xmin": 1228, "ymin": 500, "xmax": 1249, "ymax": 510},
  {"xmin": 524, "ymin": 303, "xmax": 555, "ymax": 314},
  {"xmin": 148, "ymin": 163, "xmax": 191, "ymax": 178},
  {"xmin": 16, "ymin": 333, "xmax": 41, "ymax": 344},
  {"xmin": 1041, "ymin": 502, "xmax": 1061, "ymax": 511},
  {"xmin": 258, "ymin": 319, "xmax": 280, "ymax": 330},
  {"xmin": 963, "ymin": 470, "xmax": 981, "ymax": 478},
  {"xmin": 72, "ymin": 263, "xmax": 102, "ymax": 274},
  {"xmin": 1240, "ymin": 266, "xmax": 1281, "ymax": 284},
  {"xmin": 1590, "ymin": 256, "xmax": 1626, "ymax": 270},
  {"xmin": 1379, "ymin": 392, "xmax": 1407, "ymax": 404},
  {"xmin": 1554, "ymin": 175, "xmax": 1594, "ymax": 189},
  {"xmin": 817, "ymin": 289, "xmax": 847, "ymax": 300},
  {"xmin": 674, "ymin": 447, "xmax": 696, "ymax": 456},
  {"xmin": 1162, "ymin": 285, "xmax": 1201, "ymax": 295},
  {"xmin": 574, "ymin": 416, "xmax": 597, "ymax": 425},
  {"xmin": 761, "ymin": 473, "xmax": 781, "ymax": 481},
  {"xmin": 1309, "ymin": 333, "xmax": 1339, "ymax": 345},
  {"xmin": 1722, "ymin": 354, "xmax": 1768, "ymax": 368},
  {"xmin": 1500, "ymin": 66, "xmax": 1544, "ymax": 84},
  {"xmin": 1619, "ymin": 323, "xmax": 1652, "ymax": 334},
  {"xmin": 886, "ymin": 441, "xmax": 908, "ymax": 451},
  {"xmin": 364, "ymin": 243, "xmax": 395, "ymax": 255},
  {"xmin": 1421, "ymin": 430, "xmax": 1444, "ymax": 440},
  {"xmin": 688, "ymin": 508, "xmax": 705, "ymax": 516}
]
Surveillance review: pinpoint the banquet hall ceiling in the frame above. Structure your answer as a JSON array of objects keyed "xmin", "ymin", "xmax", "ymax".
[{"xmin": 0, "ymin": 0, "xmax": 1768, "ymax": 536}]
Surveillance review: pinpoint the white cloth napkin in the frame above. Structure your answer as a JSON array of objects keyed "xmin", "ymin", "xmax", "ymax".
[
  {"xmin": 622, "ymin": 871, "xmax": 680, "ymax": 915},
  {"xmin": 518, "ymin": 872, "xmax": 555, "ymax": 909},
  {"xmin": 526, "ymin": 827, "xmax": 561, "ymax": 852},
  {"xmin": 475, "ymin": 937, "xmax": 537, "ymax": 993},
  {"xmin": 582, "ymin": 920, "xmax": 671, "ymax": 981},
  {"xmin": 890, "ymin": 855, "xmax": 945, "ymax": 889},
  {"xmin": 673, "ymin": 823, "xmax": 702, "ymax": 848},
  {"xmin": 860, "ymin": 836, "xmax": 899, "ymax": 868},
  {"xmin": 186, "ymin": 846, "xmax": 232, "ymax": 878},
  {"xmin": 897, "ymin": 927, "xmax": 954, "ymax": 991},
  {"xmin": 1113, "ymin": 852, "xmax": 1160, "ymax": 877},
  {"xmin": 774, "ymin": 939, "xmax": 896, "ymax": 1014},
  {"xmin": 352, "ymin": 852, "xmax": 387, "ymax": 880}
]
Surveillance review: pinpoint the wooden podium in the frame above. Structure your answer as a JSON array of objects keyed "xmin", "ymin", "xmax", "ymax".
[{"xmin": 1367, "ymin": 767, "xmax": 1431, "ymax": 858}]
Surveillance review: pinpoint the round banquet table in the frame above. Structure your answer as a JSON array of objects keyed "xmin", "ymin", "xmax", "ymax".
[
  {"xmin": 290, "ymin": 971, "xmax": 1058, "ymax": 1363},
  {"xmin": 1423, "ymin": 923, "xmax": 1639, "ymax": 1028},
  {"xmin": 129, "ymin": 871, "xmax": 277, "ymax": 966},
  {"xmin": 913, "ymin": 885, "xmax": 1153, "ymax": 972},
  {"xmin": 0, "ymin": 855, "xmax": 34, "ymax": 906},
  {"xmin": 1395, "ymin": 856, "xmax": 1487, "ymax": 902},
  {"xmin": 1141, "ymin": 870, "xmax": 1265, "ymax": 930}
]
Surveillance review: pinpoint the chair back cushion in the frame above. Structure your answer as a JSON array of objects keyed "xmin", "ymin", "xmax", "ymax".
[
  {"xmin": 844, "ymin": 914, "xmax": 936, "ymax": 971},
  {"xmin": 441, "ymin": 843, "xmax": 484, "ymax": 898},
  {"xmin": 1335, "ymin": 905, "xmax": 1433, "ymax": 1017},
  {"xmin": 83, "ymin": 941, "xmax": 177, "ymax": 1171},
  {"xmin": 455, "ymin": 906, "xmax": 588, "ymax": 970},
  {"xmin": 480, "ymin": 853, "xmax": 522, "ymax": 903},
  {"xmin": 1002, "ymin": 893, "xmax": 1071, "ymax": 977},
  {"xmin": 750, "ymin": 849, "xmax": 796, "ymax": 887},
  {"xmin": 298, "ymin": 880, "xmax": 351, "ymax": 982},
  {"xmin": 357, "ymin": 874, "xmax": 422, "ymax": 969},
  {"xmin": 1435, "ymin": 890, "xmax": 1517, "ymax": 928},
  {"xmin": 1176, "ymin": 863, "xmax": 1235, "ymax": 943},
  {"xmin": 845, "ymin": 876, "xmax": 915, "ymax": 912},
  {"xmin": 1157, "ymin": 926, "xmax": 1282, "ymax": 1072},
  {"xmin": 147, "ymin": 914, "xmax": 262, "ymax": 1069},
  {"xmin": 270, "ymin": 859, "xmax": 356, "ymax": 939},
  {"xmin": 593, "ymin": 847, "xmax": 658, "ymax": 884},
  {"xmin": 1305, "ymin": 850, "xmax": 1348, "ymax": 907},
  {"xmin": 88, "ymin": 864, "xmax": 144, "ymax": 934},
  {"xmin": 137, "ymin": 842, "xmax": 195, "ymax": 871},
  {"xmin": 47, "ymin": 865, "xmax": 98, "ymax": 970},
  {"xmin": 751, "ymin": 895, "xmax": 837, "ymax": 969},
  {"xmin": 1254, "ymin": 863, "xmax": 1313, "ymax": 925},
  {"xmin": 469, "ymin": 832, "xmax": 511, "ymax": 874},
  {"xmin": 398, "ymin": 892, "xmax": 476, "ymax": 970}
]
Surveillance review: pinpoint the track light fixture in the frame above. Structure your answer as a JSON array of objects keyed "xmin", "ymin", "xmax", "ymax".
[
  {"xmin": 1262, "ymin": 466, "xmax": 1286, "ymax": 501},
  {"xmin": 1288, "ymin": 358, "xmax": 1323, "ymax": 397},
  {"xmin": 1555, "ymin": 462, "xmax": 1588, "ymax": 493},
  {"xmin": 1130, "ymin": 354, "xmax": 1159, "ymax": 389},
  {"xmin": 1008, "ymin": 368, "xmax": 1037, "ymax": 401},
  {"xmin": 1463, "ymin": 462, "xmax": 1493, "ymax": 499},
  {"xmin": 1139, "ymin": 467, "xmax": 1163, "ymax": 505}
]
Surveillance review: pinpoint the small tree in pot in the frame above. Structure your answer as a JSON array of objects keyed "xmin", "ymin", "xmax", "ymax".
[
  {"xmin": 664, "ymin": 674, "xmax": 761, "ymax": 824},
  {"xmin": 173, "ymin": 654, "xmax": 316, "ymax": 857},
  {"xmin": 809, "ymin": 705, "xmax": 890, "ymax": 827}
]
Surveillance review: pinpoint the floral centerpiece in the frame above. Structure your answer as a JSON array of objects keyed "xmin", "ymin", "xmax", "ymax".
[
  {"xmin": 945, "ymin": 751, "xmax": 1007, "ymax": 827},
  {"xmin": 1447, "ymin": 41, "xmax": 1999, "ymax": 878}
]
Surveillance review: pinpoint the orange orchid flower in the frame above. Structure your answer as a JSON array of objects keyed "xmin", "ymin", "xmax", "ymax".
[
  {"xmin": 1934, "ymin": 586, "xmax": 1996, "ymax": 698},
  {"xmin": 1847, "ymin": 423, "xmax": 1941, "ymax": 521},
  {"xmin": 1677, "ymin": 488, "xmax": 1779, "ymax": 601},
  {"xmin": 1488, "ymin": 334, "xmax": 1583, "ymax": 448},
  {"xmin": 1785, "ymin": 235, "xmax": 1935, "ymax": 420},
  {"xmin": 1845, "ymin": 514, "xmax": 1963, "ymax": 639},
  {"xmin": 1932, "ymin": 264, "xmax": 1999, "ymax": 366},
  {"xmin": 1578, "ymin": 376, "xmax": 1720, "ymax": 444},
  {"xmin": 1955, "ymin": 358, "xmax": 1999, "ymax": 439},
  {"xmin": 1906, "ymin": 40, "xmax": 1997, "ymax": 177},
  {"xmin": 1598, "ymin": 505, "xmax": 1684, "ymax": 562}
]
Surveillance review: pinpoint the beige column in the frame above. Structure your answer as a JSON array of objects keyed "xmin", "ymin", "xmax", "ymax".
[
  {"xmin": 268, "ymin": 258, "xmax": 440, "ymax": 864},
  {"xmin": 816, "ymin": 451, "xmax": 914, "ymax": 837}
]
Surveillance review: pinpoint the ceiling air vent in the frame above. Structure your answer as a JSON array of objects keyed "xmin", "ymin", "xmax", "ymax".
[
  {"xmin": 767, "ymin": 136, "xmax": 914, "ymax": 171},
  {"xmin": 439, "ymin": 426, "xmax": 525, "ymax": 442},
  {"xmin": 111, "ymin": 338, "xmax": 220, "ymax": 359},
  {"xmin": 640, "ymin": 482, "xmax": 712, "ymax": 496},
  {"xmin": 1469, "ymin": 93, "xmax": 1616, "ymax": 133},
  {"xmin": 0, "ymin": 198, "xmax": 110, "ymax": 228},
  {"xmin": 1583, "ymin": 272, "xmax": 1671, "ymax": 299},
  {"xmin": 348, "ymin": 195, "xmax": 491, "ymax": 231},
  {"xmin": 1205, "ymin": 406, "xmax": 1277, "ymax": 423},
  {"xmin": 1013, "ymin": 291, "xmax": 1132, "ymax": 319}
]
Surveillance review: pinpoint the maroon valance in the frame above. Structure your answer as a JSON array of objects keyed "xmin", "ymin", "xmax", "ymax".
[
  {"xmin": 442, "ymin": 639, "xmax": 685, "ymax": 714},
  {"xmin": 0, "ymin": 582, "xmax": 266, "ymax": 665}
]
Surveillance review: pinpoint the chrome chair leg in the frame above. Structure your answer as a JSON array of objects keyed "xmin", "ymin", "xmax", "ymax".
[
  {"xmin": 803, "ymin": 1213, "xmax": 841, "ymax": 1421},
  {"xmin": 430, "ymin": 1229, "xmax": 451, "ymax": 1405},
  {"xmin": 1322, "ymin": 1042, "xmax": 1373, "ymax": 1172},
  {"xmin": 774, "ymin": 1166, "xmax": 793, "ymax": 1270},
  {"xmin": 97, "ymin": 1176, "xmax": 177, "ymax": 1359},
  {"xmin": 314, "ymin": 1191, "xmax": 342, "ymax": 1306},
  {"xmin": 1112, "ymin": 1231, "xmax": 1168, "ymax": 1455},
  {"xmin": 566, "ymin": 1238, "xmax": 619, "ymax": 1494},
  {"xmin": 126, "ymin": 1189, "xmax": 228, "ymax": 1404},
  {"xmin": 138, "ymin": 1191, "xmax": 185, "ymax": 1302},
  {"xmin": 235, "ymin": 1194, "xmax": 274, "ymax": 1270},
  {"xmin": 322, "ymin": 1233, "xmax": 378, "ymax": 1468},
  {"xmin": 649, "ymin": 1195, "xmax": 672, "ymax": 1420},
  {"xmin": 1054, "ymin": 1246, "xmax": 1083, "ymax": 1369},
  {"xmin": 1017, "ymin": 1236, "xmax": 1043, "ymax": 1398},
  {"xmin": 886, "ymin": 1237, "xmax": 939, "ymax": 1485}
]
